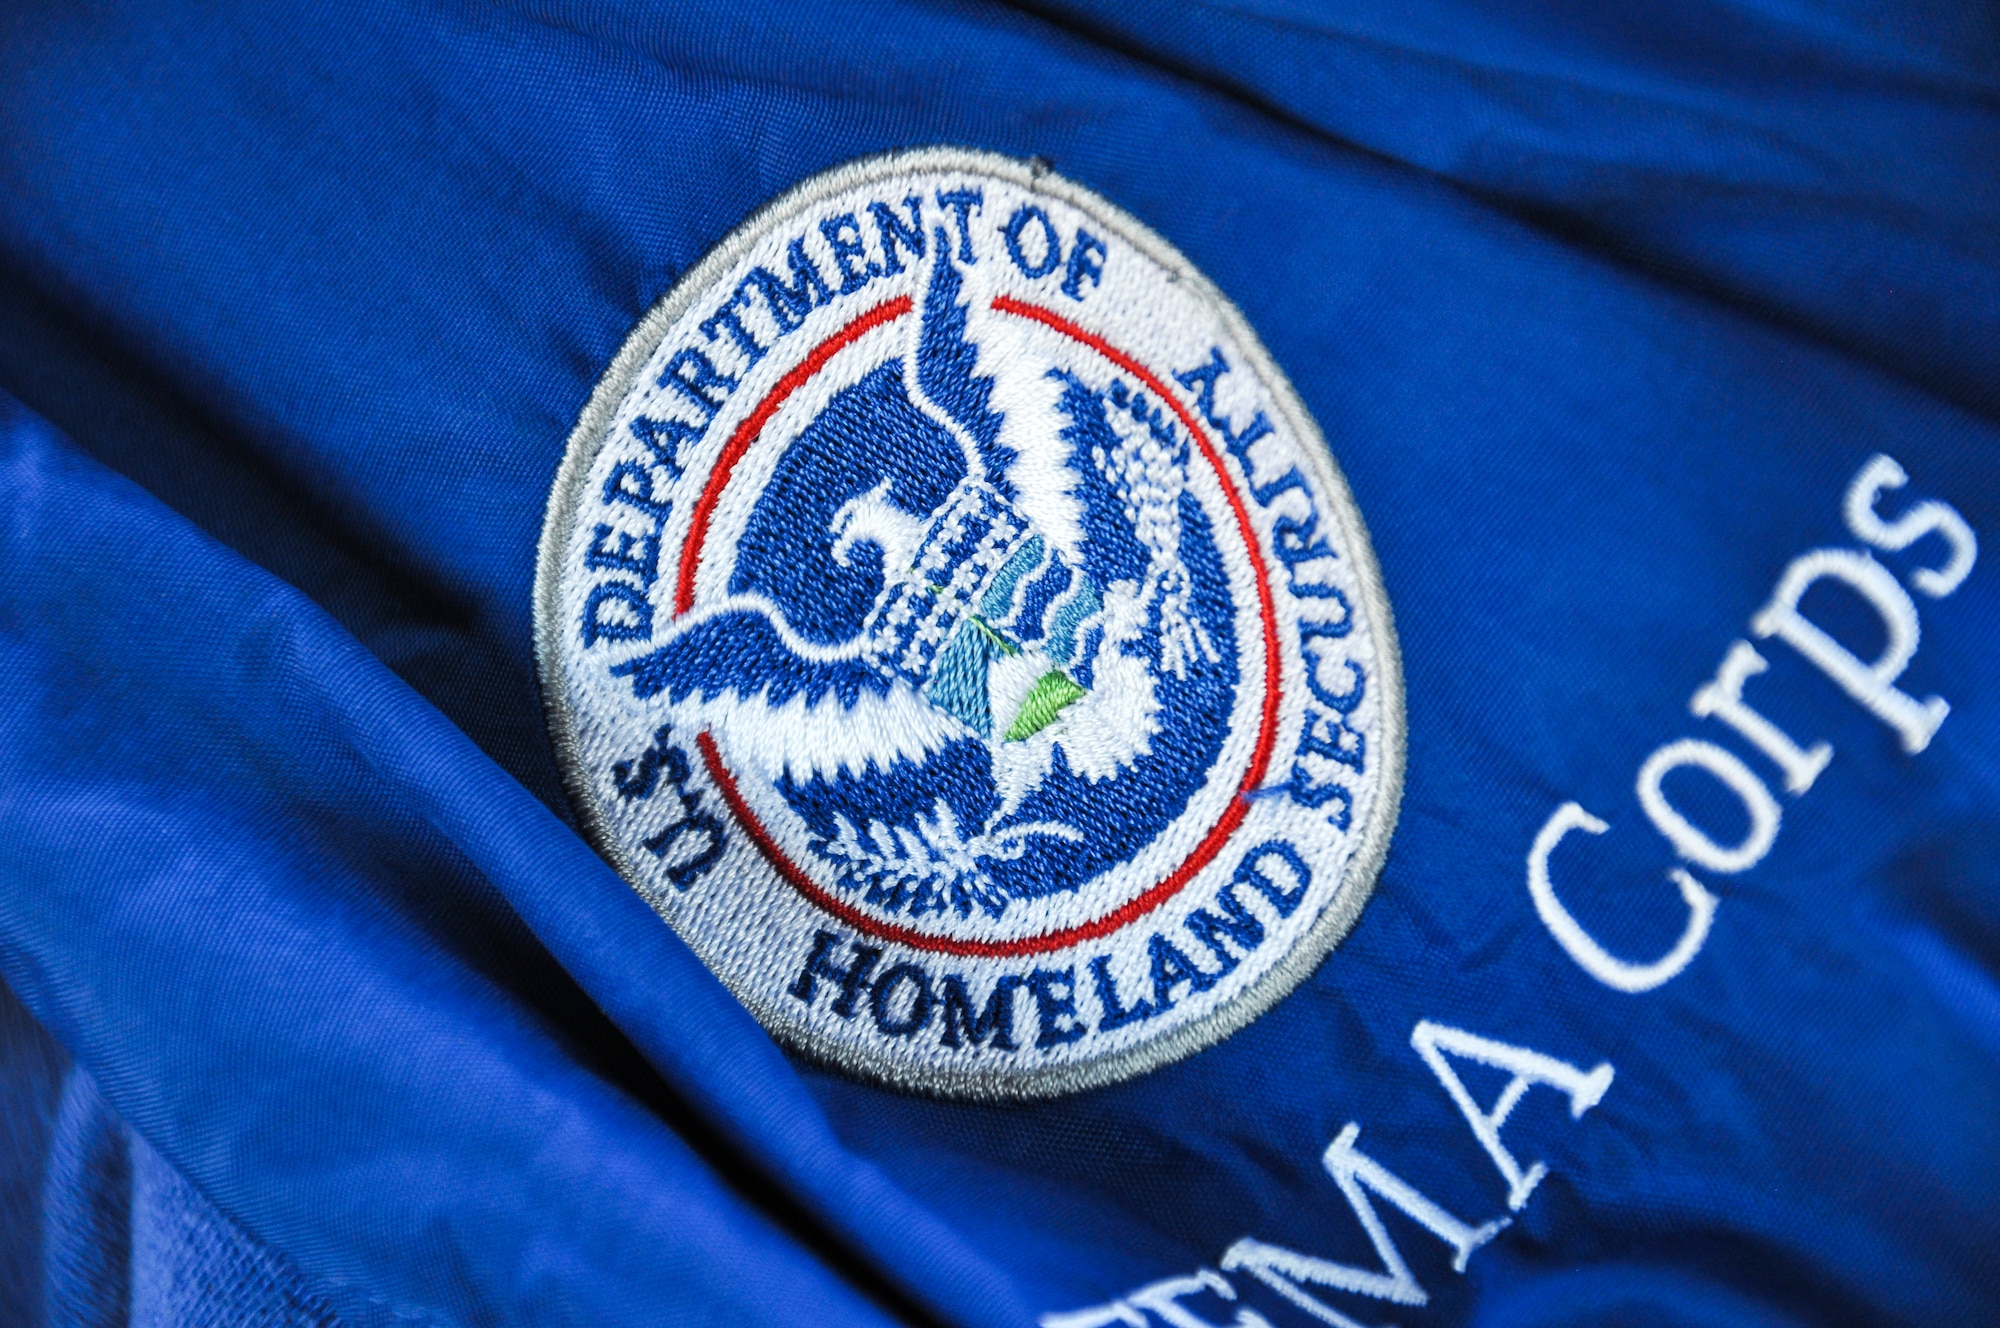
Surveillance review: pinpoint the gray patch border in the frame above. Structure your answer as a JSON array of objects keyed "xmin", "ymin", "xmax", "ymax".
[{"xmin": 534, "ymin": 147, "xmax": 1405, "ymax": 1100}]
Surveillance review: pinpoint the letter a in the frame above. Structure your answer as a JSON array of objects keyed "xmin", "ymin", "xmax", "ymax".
[
  {"xmin": 1221, "ymin": 1124, "xmax": 1508, "ymax": 1328},
  {"xmin": 1410, "ymin": 1021, "xmax": 1614, "ymax": 1211}
]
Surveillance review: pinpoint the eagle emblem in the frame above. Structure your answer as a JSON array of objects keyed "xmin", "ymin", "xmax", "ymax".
[{"xmin": 609, "ymin": 241, "xmax": 1234, "ymax": 921}]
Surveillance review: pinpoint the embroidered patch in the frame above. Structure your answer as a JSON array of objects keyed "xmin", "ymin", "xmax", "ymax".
[{"xmin": 536, "ymin": 149, "xmax": 1404, "ymax": 1097}]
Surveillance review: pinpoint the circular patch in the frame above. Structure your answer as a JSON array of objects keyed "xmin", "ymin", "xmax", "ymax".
[{"xmin": 536, "ymin": 149, "xmax": 1403, "ymax": 1097}]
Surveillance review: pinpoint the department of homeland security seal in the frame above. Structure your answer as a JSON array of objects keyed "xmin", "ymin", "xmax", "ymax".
[{"xmin": 536, "ymin": 149, "xmax": 1403, "ymax": 1097}]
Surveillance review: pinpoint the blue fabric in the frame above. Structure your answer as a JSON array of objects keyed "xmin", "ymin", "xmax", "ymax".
[
  {"xmin": 2, "ymin": 977, "xmax": 336, "ymax": 1328},
  {"xmin": 0, "ymin": 2, "xmax": 1994, "ymax": 1327},
  {"xmin": 45, "ymin": 1057, "xmax": 341, "ymax": 1328}
]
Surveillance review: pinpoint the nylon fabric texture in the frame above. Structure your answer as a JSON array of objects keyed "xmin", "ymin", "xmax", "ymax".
[{"xmin": 0, "ymin": 1, "xmax": 1996, "ymax": 1327}]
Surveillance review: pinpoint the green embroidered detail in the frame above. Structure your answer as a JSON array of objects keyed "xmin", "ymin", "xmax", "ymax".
[
  {"xmin": 1006, "ymin": 669, "xmax": 1087, "ymax": 741},
  {"xmin": 971, "ymin": 615, "xmax": 1020, "ymax": 656}
]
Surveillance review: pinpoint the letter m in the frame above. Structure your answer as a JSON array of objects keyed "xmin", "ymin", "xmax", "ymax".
[
  {"xmin": 1220, "ymin": 1124, "xmax": 1507, "ymax": 1328},
  {"xmin": 743, "ymin": 238, "xmax": 833, "ymax": 333},
  {"xmin": 938, "ymin": 974, "xmax": 1022, "ymax": 1050}
]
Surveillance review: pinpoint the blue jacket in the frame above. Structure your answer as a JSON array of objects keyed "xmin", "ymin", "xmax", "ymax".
[{"xmin": 0, "ymin": 2, "xmax": 1994, "ymax": 1325}]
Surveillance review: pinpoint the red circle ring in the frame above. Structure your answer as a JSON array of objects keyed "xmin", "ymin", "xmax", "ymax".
[{"xmin": 673, "ymin": 294, "xmax": 1283, "ymax": 959}]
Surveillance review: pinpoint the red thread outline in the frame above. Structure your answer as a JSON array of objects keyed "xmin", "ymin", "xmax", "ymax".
[{"xmin": 681, "ymin": 294, "xmax": 1282, "ymax": 959}]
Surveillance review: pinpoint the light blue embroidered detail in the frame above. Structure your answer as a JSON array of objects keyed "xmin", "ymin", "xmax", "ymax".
[{"xmin": 980, "ymin": 534, "xmax": 1045, "ymax": 619}]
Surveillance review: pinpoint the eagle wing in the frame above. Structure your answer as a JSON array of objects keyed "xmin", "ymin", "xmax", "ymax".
[
  {"xmin": 607, "ymin": 600, "xmax": 973, "ymax": 782},
  {"xmin": 609, "ymin": 603, "xmax": 886, "ymax": 709}
]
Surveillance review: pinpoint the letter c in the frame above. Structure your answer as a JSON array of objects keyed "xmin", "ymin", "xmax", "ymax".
[{"xmin": 1527, "ymin": 803, "xmax": 1718, "ymax": 994}]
